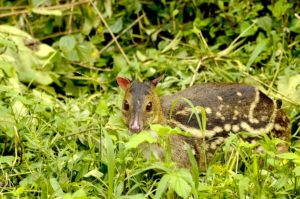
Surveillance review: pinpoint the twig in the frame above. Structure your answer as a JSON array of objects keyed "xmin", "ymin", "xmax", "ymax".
[
  {"xmin": 39, "ymin": 30, "xmax": 80, "ymax": 41},
  {"xmin": 0, "ymin": 5, "xmax": 27, "ymax": 10},
  {"xmin": 99, "ymin": 13, "xmax": 145, "ymax": 55},
  {"xmin": 67, "ymin": 0, "xmax": 75, "ymax": 34},
  {"xmin": 72, "ymin": 61, "xmax": 112, "ymax": 72},
  {"xmin": 0, "ymin": 10, "xmax": 28, "ymax": 19},
  {"xmin": 89, "ymin": 0, "xmax": 131, "ymax": 65},
  {"xmin": 190, "ymin": 59, "xmax": 203, "ymax": 86}
]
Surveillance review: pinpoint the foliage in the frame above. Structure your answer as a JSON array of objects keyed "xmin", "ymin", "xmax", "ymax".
[{"xmin": 0, "ymin": 0, "xmax": 300, "ymax": 198}]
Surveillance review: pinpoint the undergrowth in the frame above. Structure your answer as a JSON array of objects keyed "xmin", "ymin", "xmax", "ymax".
[{"xmin": 0, "ymin": 0, "xmax": 300, "ymax": 198}]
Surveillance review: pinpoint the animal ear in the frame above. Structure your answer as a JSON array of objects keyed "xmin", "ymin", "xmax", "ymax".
[
  {"xmin": 117, "ymin": 77, "xmax": 131, "ymax": 90},
  {"xmin": 151, "ymin": 75, "xmax": 164, "ymax": 87}
]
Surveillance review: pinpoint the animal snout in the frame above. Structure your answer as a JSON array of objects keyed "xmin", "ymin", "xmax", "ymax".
[{"xmin": 129, "ymin": 119, "xmax": 142, "ymax": 133}]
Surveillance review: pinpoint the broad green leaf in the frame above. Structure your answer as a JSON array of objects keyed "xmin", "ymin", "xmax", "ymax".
[
  {"xmin": 0, "ymin": 25, "xmax": 55, "ymax": 85},
  {"xmin": 246, "ymin": 38, "xmax": 269, "ymax": 68},
  {"xmin": 16, "ymin": 186, "xmax": 25, "ymax": 195},
  {"xmin": 168, "ymin": 169, "xmax": 192, "ymax": 198},
  {"xmin": 0, "ymin": 60, "xmax": 15, "ymax": 77},
  {"xmin": 238, "ymin": 176, "xmax": 250, "ymax": 199},
  {"xmin": 83, "ymin": 168, "xmax": 103, "ymax": 180},
  {"xmin": 239, "ymin": 21, "xmax": 257, "ymax": 37},
  {"xmin": 0, "ymin": 111, "xmax": 15, "ymax": 138},
  {"xmin": 293, "ymin": 166, "xmax": 300, "ymax": 176},
  {"xmin": 290, "ymin": 18, "xmax": 300, "ymax": 33},
  {"xmin": 113, "ymin": 54, "xmax": 128, "ymax": 72},
  {"xmin": 0, "ymin": 156, "xmax": 14, "ymax": 165},
  {"xmin": 50, "ymin": 177, "xmax": 64, "ymax": 196},
  {"xmin": 257, "ymin": 16, "xmax": 272, "ymax": 33},
  {"xmin": 277, "ymin": 152, "xmax": 300, "ymax": 160},
  {"xmin": 268, "ymin": 0, "xmax": 293, "ymax": 19},
  {"xmin": 150, "ymin": 124, "xmax": 192, "ymax": 137},
  {"xmin": 105, "ymin": 17, "xmax": 123, "ymax": 33},
  {"xmin": 277, "ymin": 74, "xmax": 300, "ymax": 104},
  {"xmin": 72, "ymin": 189, "xmax": 88, "ymax": 199},
  {"xmin": 136, "ymin": 50, "xmax": 147, "ymax": 61},
  {"xmin": 125, "ymin": 131, "xmax": 157, "ymax": 149},
  {"xmin": 12, "ymin": 100, "xmax": 28, "ymax": 117},
  {"xmin": 59, "ymin": 36, "xmax": 76, "ymax": 53},
  {"xmin": 96, "ymin": 99, "xmax": 109, "ymax": 116},
  {"xmin": 154, "ymin": 175, "xmax": 170, "ymax": 199}
]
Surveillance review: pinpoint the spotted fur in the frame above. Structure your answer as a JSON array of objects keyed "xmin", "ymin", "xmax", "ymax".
[{"xmin": 117, "ymin": 78, "xmax": 290, "ymax": 170}]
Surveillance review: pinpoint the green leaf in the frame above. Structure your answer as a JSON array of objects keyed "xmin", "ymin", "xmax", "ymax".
[
  {"xmin": 290, "ymin": 19, "xmax": 300, "ymax": 33},
  {"xmin": 96, "ymin": 99, "xmax": 109, "ymax": 116},
  {"xmin": 105, "ymin": 18, "xmax": 123, "ymax": 34},
  {"xmin": 246, "ymin": 38, "xmax": 269, "ymax": 68},
  {"xmin": 0, "ymin": 156, "xmax": 14, "ymax": 165},
  {"xmin": 106, "ymin": 133, "xmax": 115, "ymax": 199},
  {"xmin": 154, "ymin": 175, "xmax": 170, "ymax": 199},
  {"xmin": 238, "ymin": 176, "xmax": 250, "ymax": 199},
  {"xmin": 72, "ymin": 189, "xmax": 88, "ymax": 199},
  {"xmin": 268, "ymin": 0, "xmax": 293, "ymax": 19},
  {"xmin": 83, "ymin": 168, "xmax": 104, "ymax": 180},
  {"xmin": 0, "ymin": 60, "xmax": 15, "ymax": 77},
  {"xmin": 277, "ymin": 152, "xmax": 300, "ymax": 160},
  {"xmin": 277, "ymin": 74, "xmax": 300, "ymax": 104},
  {"xmin": 293, "ymin": 166, "xmax": 300, "ymax": 176},
  {"xmin": 125, "ymin": 131, "xmax": 157, "ymax": 149},
  {"xmin": 59, "ymin": 36, "xmax": 76, "ymax": 53},
  {"xmin": 256, "ymin": 16, "xmax": 272, "ymax": 33},
  {"xmin": 239, "ymin": 21, "xmax": 257, "ymax": 37},
  {"xmin": 50, "ymin": 177, "xmax": 64, "ymax": 196},
  {"xmin": 168, "ymin": 169, "xmax": 192, "ymax": 198}
]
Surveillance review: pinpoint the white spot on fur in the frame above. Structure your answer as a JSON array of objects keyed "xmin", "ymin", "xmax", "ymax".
[
  {"xmin": 205, "ymin": 107, "xmax": 212, "ymax": 114},
  {"xmin": 218, "ymin": 104, "xmax": 224, "ymax": 111},
  {"xmin": 217, "ymin": 96, "xmax": 223, "ymax": 101},
  {"xmin": 274, "ymin": 124, "xmax": 285, "ymax": 131},
  {"xmin": 233, "ymin": 110, "xmax": 239, "ymax": 120},
  {"xmin": 224, "ymin": 124, "xmax": 231, "ymax": 132},
  {"xmin": 213, "ymin": 126, "xmax": 223, "ymax": 133},
  {"xmin": 216, "ymin": 112, "xmax": 226, "ymax": 121},
  {"xmin": 216, "ymin": 137, "xmax": 225, "ymax": 144},
  {"xmin": 216, "ymin": 111, "xmax": 222, "ymax": 117},
  {"xmin": 232, "ymin": 125, "xmax": 240, "ymax": 132},
  {"xmin": 236, "ymin": 92, "xmax": 242, "ymax": 97},
  {"xmin": 210, "ymin": 143, "xmax": 217, "ymax": 150}
]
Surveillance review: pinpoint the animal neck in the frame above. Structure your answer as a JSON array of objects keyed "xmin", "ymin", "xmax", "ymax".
[{"xmin": 152, "ymin": 97, "xmax": 167, "ymax": 125}]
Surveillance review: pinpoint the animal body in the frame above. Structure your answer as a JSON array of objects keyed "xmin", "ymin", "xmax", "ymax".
[{"xmin": 117, "ymin": 76, "xmax": 290, "ymax": 169}]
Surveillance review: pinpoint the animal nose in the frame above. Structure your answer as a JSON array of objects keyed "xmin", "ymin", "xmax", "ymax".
[{"xmin": 130, "ymin": 120, "xmax": 142, "ymax": 133}]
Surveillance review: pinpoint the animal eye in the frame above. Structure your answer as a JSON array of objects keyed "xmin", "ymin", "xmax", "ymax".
[
  {"xmin": 146, "ymin": 102, "xmax": 152, "ymax": 112},
  {"xmin": 123, "ymin": 100, "xmax": 129, "ymax": 111}
]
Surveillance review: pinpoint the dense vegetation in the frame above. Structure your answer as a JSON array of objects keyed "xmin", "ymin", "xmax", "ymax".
[{"xmin": 0, "ymin": 0, "xmax": 299, "ymax": 198}]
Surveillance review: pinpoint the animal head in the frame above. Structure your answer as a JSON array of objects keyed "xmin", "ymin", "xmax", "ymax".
[{"xmin": 117, "ymin": 76, "xmax": 165, "ymax": 133}]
